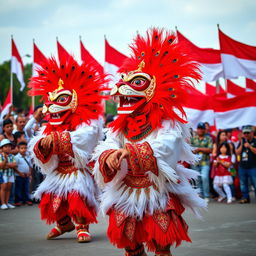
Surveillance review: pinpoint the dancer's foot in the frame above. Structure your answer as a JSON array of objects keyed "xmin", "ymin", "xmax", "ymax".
[
  {"xmin": 155, "ymin": 251, "xmax": 172, "ymax": 256},
  {"xmin": 76, "ymin": 224, "xmax": 91, "ymax": 243},
  {"xmin": 46, "ymin": 221, "xmax": 75, "ymax": 240},
  {"xmin": 125, "ymin": 245, "xmax": 147, "ymax": 256}
]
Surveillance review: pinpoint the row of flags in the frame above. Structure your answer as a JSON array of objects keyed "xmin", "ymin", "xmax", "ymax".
[{"xmin": 2, "ymin": 27, "xmax": 256, "ymax": 129}]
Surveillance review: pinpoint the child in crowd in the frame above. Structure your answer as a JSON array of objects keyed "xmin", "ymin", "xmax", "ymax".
[
  {"xmin": 14, "ymin": 131, "xmax": 27, "ymax": 144},
  {"xmin": 213, "ymin": 142, "xmax": 233, "ymax": 204},
  {"xmin": 0, "ymin": 119, "xmax": 18, "ymax": 155},
  {"xmin": 14, "ymin": 142, "xmax": 33, "ymax": 206},
  {"xmin": 0, "ymin": 139, "xmax": 17, "ymax": 209}
]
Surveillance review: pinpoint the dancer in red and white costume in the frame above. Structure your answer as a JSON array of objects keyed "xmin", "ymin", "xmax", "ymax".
[
  {"xmin": 93, "ymin": 28, "xmax": 207, "ymax": 256},
  {"xmin": 28, "ymin": 56, "xmax": 107, "ymax": 242}
]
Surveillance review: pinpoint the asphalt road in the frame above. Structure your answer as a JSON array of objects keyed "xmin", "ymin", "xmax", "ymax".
[{"xmin": 0, "ymin": 196, "xmax": 255, "ymax": 256}]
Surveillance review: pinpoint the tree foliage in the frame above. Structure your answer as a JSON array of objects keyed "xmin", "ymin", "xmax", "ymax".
[{"xmin": 0, "ymin": 61, "xmax": 41, "ymax": 110}]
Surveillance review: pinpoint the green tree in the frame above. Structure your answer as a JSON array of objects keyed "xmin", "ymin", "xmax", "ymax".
[{"xmin": 0, "ymin": 61, "xmax": 40, "ymax": 111}]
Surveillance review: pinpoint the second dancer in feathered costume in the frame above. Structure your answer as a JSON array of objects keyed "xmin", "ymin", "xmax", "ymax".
[{"xmin": 93, "ymin": 28, "xmax": 206, "ymax": 256}]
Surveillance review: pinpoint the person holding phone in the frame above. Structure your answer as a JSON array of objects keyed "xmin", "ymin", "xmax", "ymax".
[{"xmin": 236, "ymin": 126, "xmax": 256, "ymax": 204}]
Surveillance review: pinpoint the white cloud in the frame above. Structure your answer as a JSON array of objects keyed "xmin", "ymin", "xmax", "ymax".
[{"xmin": 0, "ymin": 0, "xmax": 49, "ymax": 13}]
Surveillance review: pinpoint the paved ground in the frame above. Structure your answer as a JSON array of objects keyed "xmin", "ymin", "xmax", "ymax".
[{"xmin": 0, "ymin": 196, "xmax": 255, "ymax": 256}]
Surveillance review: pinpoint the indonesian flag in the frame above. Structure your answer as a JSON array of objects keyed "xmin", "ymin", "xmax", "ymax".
[
  {"xmin": 219, "ymin": 29, "xmax": 256, "ymax": 79},
  {"xmin": 246, "ymin": 78, "xmax": 256, "ymax": 91},
  {"xmin": 184, "ymin": 93, "xmax": 215, "ymax": 129},
  {"xmin": 57, "ymin": 40, "xmax": 72, "ymax": 61},
  {"xmin": 0, "ymin": 89, "xmax": 12, "ymax": 120},
  {"xmin": 214, "ymin": 92, "xmax": 256, "ymax": 129},
  {"xmin": 226, "ymin": 80, "xmax": 245, "ymax": 96},
  {"xmin": 105, "ymin": 38, "xmax": 127, "ymax": 86},
  {"xmin": 80, "ymin": 40, "xmax": 103, "ymax": 73},
  {"xmin": 11, "ymin": 39, "xmax": 25, "ymax": 91},
  {"xmin": 205, "ymin": 82, "xmax": 226, "ymax": 96},
  {"xmin": 33, "ymin": 42, "xmax": 47, "ymax": 76},
  {"xmin": 177, "ymin": 30, "xmax": 224, "ymax": 82}
]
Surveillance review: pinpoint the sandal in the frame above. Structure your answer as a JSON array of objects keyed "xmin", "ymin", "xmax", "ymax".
[
  {"xmin": 76, "ymin": 224, "xmax": 91, "ymax": 243},
  {"xmin": 125, "ymin": 245, "xmax": 147, "ymax": 256},
  {"xmin": 239, "ymin": 198, "xmax": 250, "ymax": 204},
  {"xmin": 47, "ymin": 221, "xmax": 75, "ymax": 240}
]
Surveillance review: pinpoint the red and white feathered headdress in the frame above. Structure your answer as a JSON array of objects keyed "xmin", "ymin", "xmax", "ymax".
[
  {"xmin": 110, "ymin": 28, "xmax": 201, "ymax": 140},
  {"xmin": 28, "ymin": 56, "xmax": 108, "ymax": 133}
]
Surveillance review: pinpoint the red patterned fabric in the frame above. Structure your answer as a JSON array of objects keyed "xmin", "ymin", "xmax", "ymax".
[
  {"xmin": 51, "ymin": 131, "xmax": 74, "ymax": 157},
  {"xmin": 125, "ymin": 142, "xmax": 158, "ymax": 176},
  {"xmin": 107, "ymin": 194, "xmax": 190, "ymax": 251},
  {"xmin": 99, "ymin": 149, "xmax": 117, "ymax": 182},
  {"xmin": 33, "ymin": 139, "xmax": 53, "ymax": 164},
  {"xmin": 39, "ymin": 192, "xmax": 97, "ymax": 225}
]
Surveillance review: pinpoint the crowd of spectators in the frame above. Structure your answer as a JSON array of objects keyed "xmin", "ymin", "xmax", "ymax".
[
  {"xmin": 0, "ymin": 108, "xmax": 255, "ymax": 210},
  {"xmin": 0, "ymin": 106, "xmax": 44, "ymax": 209},
  {"xmin": 190, "ymin": 122, "xmax": 256, "ymax": 204}
]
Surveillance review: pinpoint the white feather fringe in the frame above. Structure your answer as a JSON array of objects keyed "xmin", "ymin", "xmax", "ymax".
[
  {"xmin": 93, "ymin": 121, "xmax": 207, "ymax": 219},
  {"xmin": 34, "ymin": 170, "xmax": 99, "ymax": 210}
]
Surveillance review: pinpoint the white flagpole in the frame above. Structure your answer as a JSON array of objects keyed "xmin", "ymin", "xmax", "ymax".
[
  {"xmin": 10, "ymin": 35, "xmax": 13, "ymax": 105},
  {"xmin": 32, "ymin": 38, "xmax": 35, "ymax": 111}
]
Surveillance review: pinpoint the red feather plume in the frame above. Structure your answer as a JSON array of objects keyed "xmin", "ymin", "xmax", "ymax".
[
  {"xmin": 28, "ymin": 56, "xmax": 109, "ymax": 133},
  {"xmin": 110, "ymin": 28, "xmax": 201, "ymax": 133}
]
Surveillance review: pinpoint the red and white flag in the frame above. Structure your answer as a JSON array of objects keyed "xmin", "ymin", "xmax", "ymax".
[
  {"xmin": 226, "ymin": 80, "xmax": 245, "ymax": 96},
  {"xmin": 105, "ymin": 38, "xmax": 127, "ymax": 86},
  {"xmin": 33, "ymin": 42, "xmax": 47, "ymax": 76},
  {"xmin": 214, "ymin": 92, "xmax": 256, "ymax": 129},
  {"xmin": 57, "ymin": 40, "xmax": 72, "ymax": 61},
  {"xmin": 205, "ymin": 82, "xmax": 226, "ymax": 96},
  {"xmin": 80, "ymin": 40, "xmax": 103, "ymax": 73},
  {"xmin": 177, "ymin": 30, "xmax": 224, "ymax": 82},
  {"xmin": 184, "ymin": 93, "xmax": 215, "ymax": 129},
  {"xmin": 246, "ymin": 78, "xmax": 256, "ymax": 91},
  {"xmin": 0, "ymin": 89, "xmax": 12, "ymax": 120},
  {"xmin": 11, "ymin": 39, "xmax": 25, "ymax": 91},
  {"xmin": 219, "ymin": 29, "xmax": 256, "ymax": 79}
]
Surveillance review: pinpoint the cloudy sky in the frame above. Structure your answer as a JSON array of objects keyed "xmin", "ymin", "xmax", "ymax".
[{"xmin": 0, "ymin": 0, "xmax": 255, "ymax": 65}]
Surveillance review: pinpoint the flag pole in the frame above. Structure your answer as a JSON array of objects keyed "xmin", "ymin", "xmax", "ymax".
[
  {"xmin": 10, "ymin": 35, "xmax": 13, "ymax": 105},
  {"xmin": 32, "ymin": 38, "xmax": 35, "ymax": 111}
]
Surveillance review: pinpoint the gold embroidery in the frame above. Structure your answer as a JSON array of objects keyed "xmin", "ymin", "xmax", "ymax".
[
  {"xmin": 124, "ymin": 217, "xmax": 136, "ymax": 241},
  {"xmin": 114, "ymin": 211, "xmax": 127, "ymax": 227},
  {"xmin": 52, "ymin": 195, "xmax": 62, "ymax": 213},
  {"xmin": 153, "ymin": 211, "xmax": 170, "ymax": 233},
  {"xmin": 124, "ymin": 174, "xmax": 153, "ymax": 188}
]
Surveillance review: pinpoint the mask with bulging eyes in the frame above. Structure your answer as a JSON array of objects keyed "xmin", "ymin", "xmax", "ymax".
[
  {"xmin": 42, "ymin": 80, "xmax": 78, "ymax": 125},
  {"xmin": 110, "ymin": 71, "xmax": 156, "ymax": 114}
]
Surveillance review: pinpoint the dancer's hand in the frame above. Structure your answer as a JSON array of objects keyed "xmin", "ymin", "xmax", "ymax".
[
  {"xmin": 40, "ymin": 135, "xmax": 53, "ymax": 149},
  {"xmin": 106, "ymin": 149, "xmax": 129, "ymax": 171}
]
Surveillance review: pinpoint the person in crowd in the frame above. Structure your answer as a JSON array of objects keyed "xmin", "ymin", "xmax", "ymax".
[
  {"xmin": 225, "ymin": 129, "xmax": 232, "ymax": 142},
  {"xmin": 204, "ymin": 122, "xmax": 216, "ymax": 143},
  {"xmin": 0, "ymin": 139, "xmax": 17, "ymax": 209},
  {"xmin": 236, "ymin": 125, "xmax": 256, "ymax": 204},
  {"xmin": 13, "ymin": 116, "xmax": 27, "ymax": 140},
  {"xmin": 0, "ymin": 105, "xmax": 13, "ymax": 134},
  {"xmin": 191, "ymin": 122, "xmax": 213, "ymax": 202},
  {"xmin": 213, "ymin": 142, "xmax": 233, "ymax": 204},
  {"xmin": 14, "ymin": 131, "xmax": 26, "ymax": 144},
  {"xmin": 212, "ymin": 131, "xmax": 228, "ymax": 158},
  {"xmin": 14, "ymin": 141, "xmax": 33, "ymax": 206},
  {"xmin": 0, "ymin": 119, "xmax": 18, "ymax": 155},
  {"xmin": 24, "ymin": 106, "xmax": 43, "ymax": 141}
]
